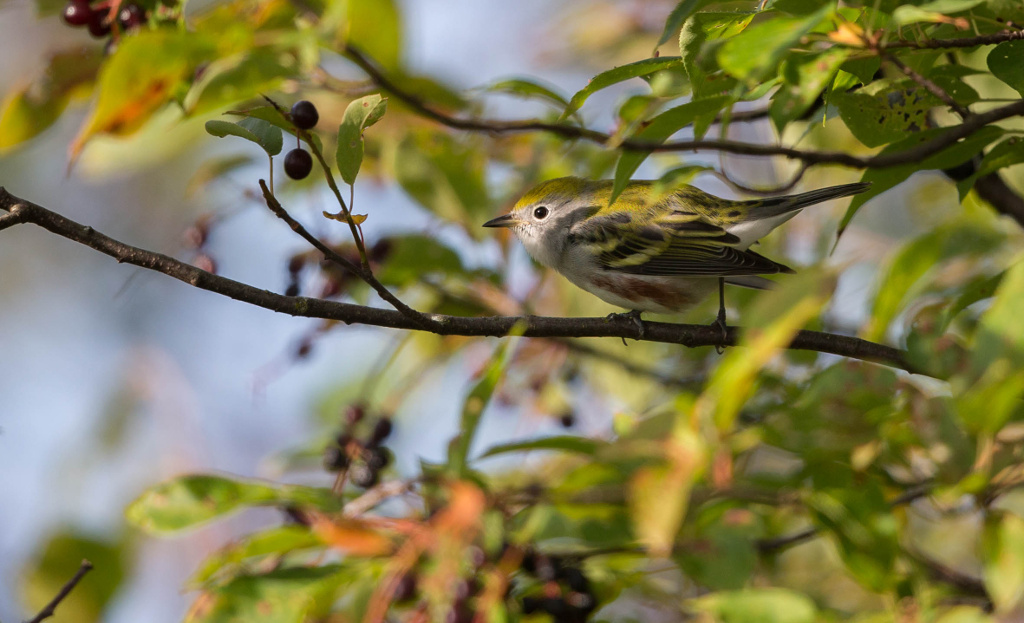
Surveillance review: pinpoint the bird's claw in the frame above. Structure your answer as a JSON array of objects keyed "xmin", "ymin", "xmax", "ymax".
[
  {"xmin": 606, "ymin": 310, "xmax": 645, "ymax": 343},
  {"xmin": 712, "ymin": 308, "xmax": 728, "ymax": 355}
]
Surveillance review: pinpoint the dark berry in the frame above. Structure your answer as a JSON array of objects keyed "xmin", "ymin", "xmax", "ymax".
[
  {"xmin": 87, "ymin": 9, "xmax": 111, "ymax": 37},
  {"xmin": 290, "ymin": 100, "xmax": 319, "ymax": 130},
  {"xmin": 564, "ymin": 567, "xmax": 590, "ymax": 593},
  {"xmin": 345, "ymin": 404, "xmax": 365, "ymax": 426},
  {"xmin": 364, "ymin": 447, "xmax": 391, "ymax": 471},
  {"xmin": 117, "ymin": 3, "xmax": 145, "ymax": 28},
  {"xmin": 287, "ymin": 254, "xmax": 305, "ymax": 274},
  {"xmin": 350, "ymin": 462, "xmax": 378, "ymax": 488},
  {"xmin": 368, "ymin": 418, "xmax": 393, "ymax": 446},
  {"xmin": 534, "ymin": 555, "xmax": 558, "ymax": 582},
  {"xmin": 296, "ymin": 339, "xmax": 313, "ymax": 358},
  {"xmin": 323, "ymin": 445, "xmax": 349, "ymax": 471},
  {"xmin": 521, "ymin": 597, "xmax": 542, "ymax": 614},
  {"xmin": 559, "ymin": 412, "xmax": 576, "ymax": 428},
  {"xmin": 62, "ymin": 1, "xmax": 91, "ymax": 26},
  {"xmin": 454, "ymin": 578, "xmax": 479, "ymax": 601},
  {"xmin": 285, "ymin": 283, "xmax": 300, "ymax": 297},
  {"xmin": 393, "ymin": 573, "xmax": 417, "ymax": 602},
  {"xmin": 284, "ymin": 148, "xmax": 313, "ymax": 180},
  {"xmin": 370, "ymin": 238, "xmax": 393, "ymax": 263}
]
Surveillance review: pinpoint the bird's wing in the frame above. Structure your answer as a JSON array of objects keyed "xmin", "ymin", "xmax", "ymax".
[{"xmin": 569, "ymin": 208, "xmax": 793, "ymax": 277}]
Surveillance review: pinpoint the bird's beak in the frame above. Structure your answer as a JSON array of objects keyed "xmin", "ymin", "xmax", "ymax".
[{"xmin": 482, "ymin": 213, "xmax": 521, "ymax": 228}]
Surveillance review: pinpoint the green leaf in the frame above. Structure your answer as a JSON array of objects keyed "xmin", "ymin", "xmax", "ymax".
[
  {"xmin": 864, "ymin": 221, "xmax": 1004, "ymax": 341},
  {"xmin": 833, "ymin": 82, "xmax": 942, "ymax": 148},
  {"xmin": 717, "ymin": 7, "xmax": 832, "ymax": 86},
  {"xmin": 0, "ymin": 48, "xmax": 101, "ymax": 152},
  {"xmin": 227, "ymin": 105, "xmax": 324, "ymax": 154},
  {"xmin": 479, "ymin": 435, "xmax": 602, "ymax": 459},
  {"xmin": 699, "ymin": 269, "xmax": 832, "ymax": 432},
  {"xmin": 892, "ymin": 0, "xmax": 986, "ymax": 25},
  {"xmin": 689, "ymin": 588, "xmax": 817, "ymax": 623},
  {"xmin": 189, "ymin": 565, "xmax": 346, "ymax": 623},
  {"xmin": 957, "ymin": 137, "xmax": 1024, "ymax": 199},
  {"xmin": 973, "ymin": 260, "xmax": 1024, "ymax": 374},
  {"xmin": 184, "ymin": 49, "xmax": 295, "ymax": 117},
  {"xmin": 651, "ymin": 164, "xmax": 713, "ymax": 197},
  {"xmin": 560, "ymin": 57, "xmax": 684, "ymax": 120},
  {"xmin": 71, "ymin": 30, "xmax": 217, "ymax": 157},
  {"xmin": 374, "ymin": 235, "xmax": 466, "ymax": 286},
  {"xmin": 336, "ymin": 94, "xmax": 387, "ymax": 185},
  {"xmin": 392, "ymin": 130, "xmax": 491, "ymax": 234},
  {"xmin": 205, "ymin": 118, "xmax": 283, "ymax": 157},
  {"xmin": 343, "ymin": 0, "xmax": 402, "ymax": 71},
  {"xmin": 654, "ymin": 0, "xmax": 715, "ymax": 52},
  {"xmin": 447, "ymin": 343, "xmax": 510, "ymax": 476},
  {"xmin": 190, "ymin": 526, "xmax": 324, "ymax": 587},
  {"xmin": 680, "ymin": 12, "xmax": 753, "ymax": 100},
  {"xmin": 126, "ymin": 475, "xmax": 339, "ymax": 533},
  {"xmin": 770, "ymin": 47, "xmax": 850, "ymax": 133},
  {"xmin": 610, "ymin": 95, "xmax": 729, "ymax": 203},
  {"xmin": 806, "ymin": 486, "xmax": 900, "ymax": 590},
  {"xmin": 837, "ymin": 125, "xmax": 1004, "ymax": 236},
  {"xmin": 940, "ymin": 271, "xmax": 1004, "ymax": 330},
  {"xmin": 983, "ymin": 513, "xmax": 1024, "ymax": 612},
  {"xmin": 987, "ymin": 40, "xmax": 1024, "ymax": 96},
  {"xmin": 485, "ymin": 78, "xmax": 571, "ymax": 110},
  {"xmin": 22, "ymin": 532, "xmax": 126, "ymax": 623}
]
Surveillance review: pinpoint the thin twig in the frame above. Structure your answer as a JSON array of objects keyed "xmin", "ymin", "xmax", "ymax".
[
  {"xmin": 25, "ymin": 560, "xmax": 93, "ymax": 623},
  {"xmin": 711, "ymin": 164, "xmax": 808, "ymax": 197},
  {"xmin": 257, "ymin": 180, "xmax": 436, "ymax": 329},
  {"xmin": 0, "ymin": 188, "xmax": 923, "ymax": 375},
  {"xmin": 341, "ymin": 45, "xmax": 1024, "ymax": 170},
  {"xmin": 881, "ymin": 28, "xmax": 1024, "ymax": 50}
]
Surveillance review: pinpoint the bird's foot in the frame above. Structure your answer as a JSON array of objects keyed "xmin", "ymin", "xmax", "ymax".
[
  {"xmin": 711, "ymin": 307, "xmax": 728, "ymax": 355},
  {"xmin": 606, "ymin": 309, "xmax": 645, "ymax": 343}
]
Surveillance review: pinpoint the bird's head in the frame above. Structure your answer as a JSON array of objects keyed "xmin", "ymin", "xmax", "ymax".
[{"xmin": 483, "ymin": 176, "xmax": 602, "ymax": 268}]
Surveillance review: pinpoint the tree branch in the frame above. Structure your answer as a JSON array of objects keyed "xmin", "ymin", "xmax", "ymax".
[
  {"xmin": 25, "ymin": 559, "xmax": 93, "ymax": 623},
  {"xmin": 881, "ymin": 28, "xmax": 1024, "ymax": 50},
  {"xmin": 0, "ymin": 188, "xmax": 922, "ymax": 375},
  {"xmin": 341, "ymin": 45, "xmax": 1024, "ymax": 170}
]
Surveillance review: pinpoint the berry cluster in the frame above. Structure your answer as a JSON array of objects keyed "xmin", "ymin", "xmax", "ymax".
[
  {"xmin": 518, "ymin": 552, "xmax": 597, "ymax": 622},
  {"xmin": 284, "ymin": 100, "xmax": 319, "ymax": 180},
  {"xmin": 62, "ymin": 0, "xmax": 149, "ymax": 39},
  {"xmin": 323, "ymin": 405, "xmax": 393, "ymax": 488}
]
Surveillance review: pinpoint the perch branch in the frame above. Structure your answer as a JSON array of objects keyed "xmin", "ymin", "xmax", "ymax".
[{"xmin": 0, "ymin": 188, "xmax": 923, "ymax": 375}]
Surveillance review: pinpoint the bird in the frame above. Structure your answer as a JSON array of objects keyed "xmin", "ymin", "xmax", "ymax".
[{"xmin": 483, "ymin": 176, "xmax": 870, "ymax": 339}]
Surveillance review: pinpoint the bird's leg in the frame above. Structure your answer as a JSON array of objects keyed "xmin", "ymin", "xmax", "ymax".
[
  {"xmin": 606, "ymin": 309, "xmax": 646, "ymax": 342},
  {"xmin": 712, "ymin": 277, "xmax": 727, "ymax": 354}
]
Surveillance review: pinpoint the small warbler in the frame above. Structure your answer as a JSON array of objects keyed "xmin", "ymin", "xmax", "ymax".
[{"xmin": 483, "ymin": 176, "xmax": 869, "ymax": 335}]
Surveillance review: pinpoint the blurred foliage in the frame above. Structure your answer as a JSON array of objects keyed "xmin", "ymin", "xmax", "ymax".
[{"xmin": 6, "ymin": 0, "xmax": 1024, "ymax": 621}]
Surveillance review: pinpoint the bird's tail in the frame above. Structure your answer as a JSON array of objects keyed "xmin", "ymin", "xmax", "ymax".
[{"xmin": 745, "ymin": 181, "xmax": 871, "ymax": 220}]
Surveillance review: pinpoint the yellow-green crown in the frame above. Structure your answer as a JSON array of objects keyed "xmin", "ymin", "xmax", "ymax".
[{"xmin": 514, "ymin": 176, "xmax": 592, "ymax": 209}]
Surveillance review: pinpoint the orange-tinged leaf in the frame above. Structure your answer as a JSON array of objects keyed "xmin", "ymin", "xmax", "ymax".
[
  {"xmin": 432, "ymin": 482, "xmax": 486, "ymax": 533},
  {"xmin": 70, "ymin": 30, "xmax": 217, "ymax": 160},
  {"xmin": 310, "ymin": 516, "xmax": 393, "ymax": 556}
]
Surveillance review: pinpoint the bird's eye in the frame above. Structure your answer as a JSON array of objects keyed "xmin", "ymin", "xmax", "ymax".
[{"xmin": 533, "ymin": 206, "xmax": 549, "ymax": 219}]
